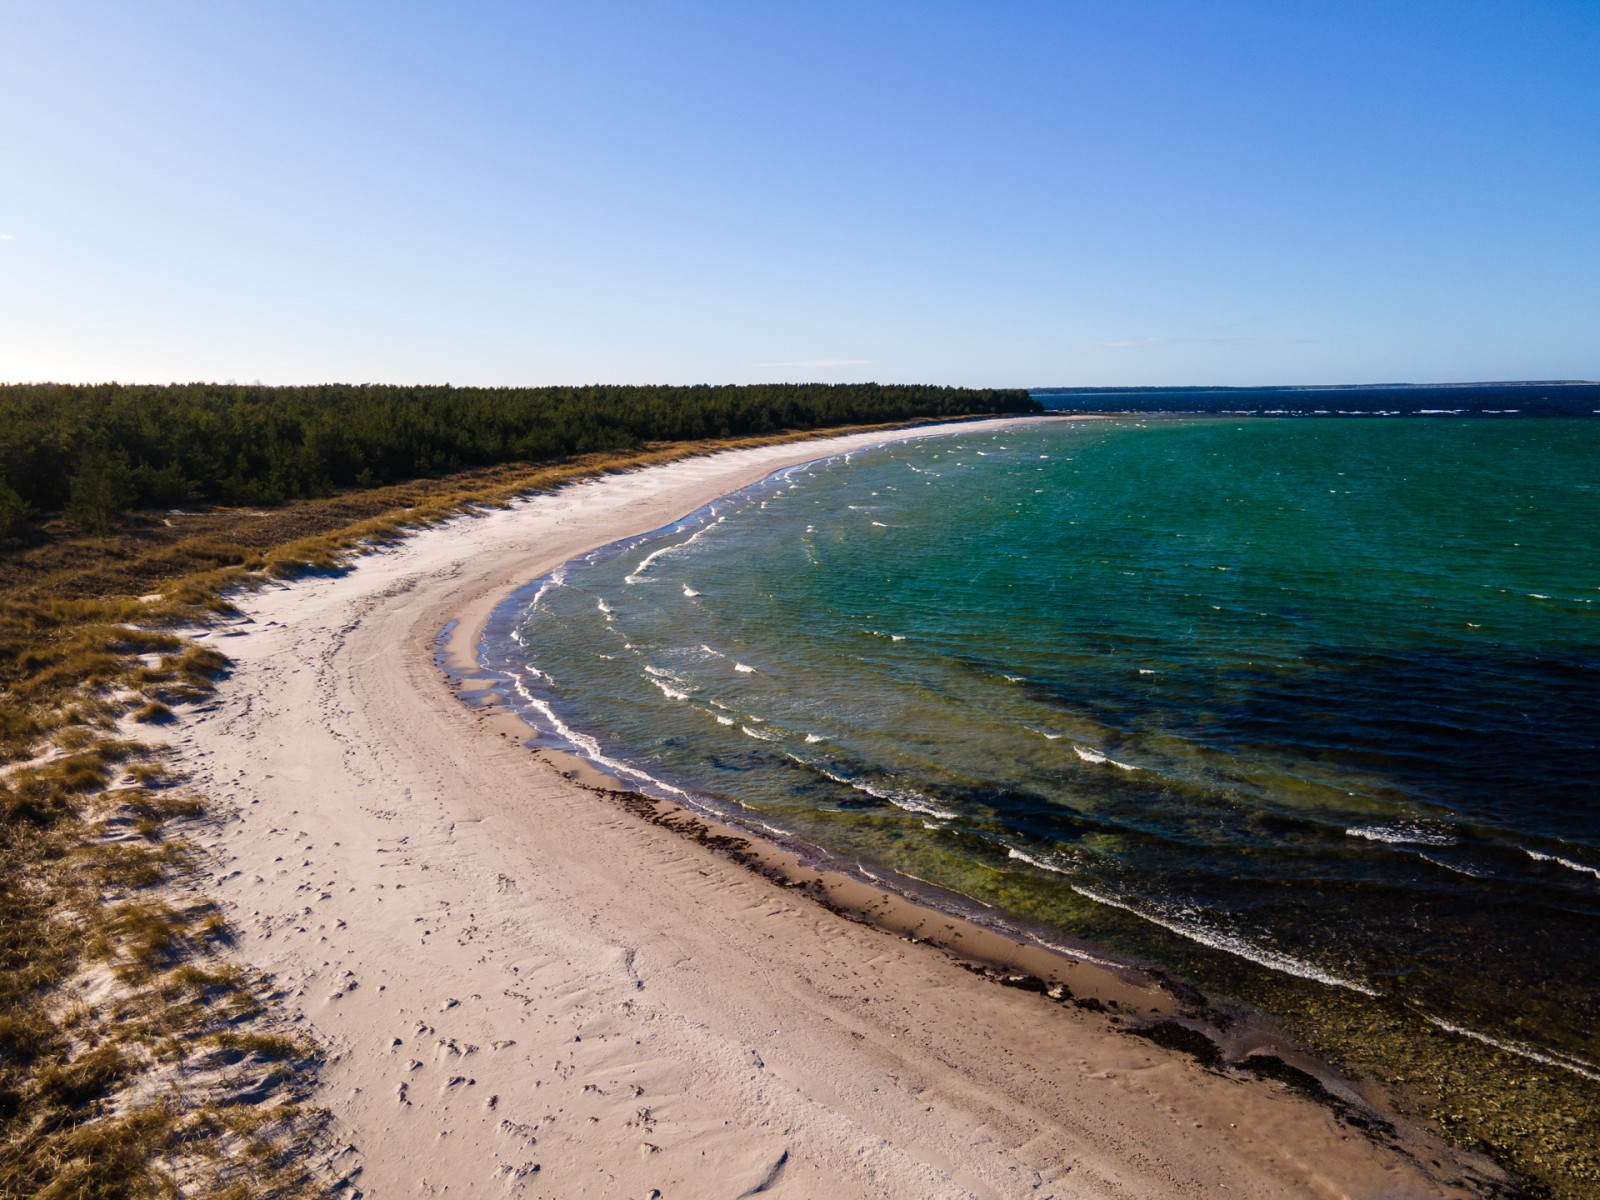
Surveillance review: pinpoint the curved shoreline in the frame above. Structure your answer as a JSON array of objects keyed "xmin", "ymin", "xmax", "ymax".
[
  {"xmin": 437, "ymin": 417, "xmax": 1071, "ymax": 678},
  {"xmin": 170, "ymin": 417, "xmax": 1505, "ymax": 1198},
  {"xmin": 455, "ymin": 438, "xmax": 1293, "ymax": 1036}
]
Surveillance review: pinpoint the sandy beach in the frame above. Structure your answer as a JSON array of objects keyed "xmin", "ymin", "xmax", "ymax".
[{"xmin": 161, "ymin": 417, "xmax": 1504, "ymax": 1198}]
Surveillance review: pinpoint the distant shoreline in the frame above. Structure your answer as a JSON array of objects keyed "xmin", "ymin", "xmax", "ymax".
[
  {"xmin": 1031, "ymin": 379, "xmax": 1600, "ymax": 418},
  {"xmin": 1032, "ymin": 379, "xmax": 1598, "ymax": 392}
]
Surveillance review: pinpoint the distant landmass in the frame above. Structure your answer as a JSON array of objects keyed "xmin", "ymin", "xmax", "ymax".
[{"xmin": 1030, "ymin": 381, "xmax": 1600, "ymax": 416}]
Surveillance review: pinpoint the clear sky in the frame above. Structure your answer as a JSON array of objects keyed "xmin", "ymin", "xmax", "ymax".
[{"xmin": 3, "ymin": 1, "xmax": 1596, "ymax": 388}]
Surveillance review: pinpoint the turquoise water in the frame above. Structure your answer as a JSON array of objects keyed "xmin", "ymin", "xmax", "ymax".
[{"xmin": 479, "ymin": 417, "xmax": 1600, "ymax": 1180}]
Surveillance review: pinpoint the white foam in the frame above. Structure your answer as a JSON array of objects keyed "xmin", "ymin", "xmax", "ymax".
[
  {"xmin": 625, "ymin": 516, "xmax": 725, "ymax": 584},
  {"xmin": 741, "ymin": 725, "xmax": 781, "ymax": 741},
  {"xmin": 734, "ymin": 662, "xmax": 755, "ymax": 673},
  {"xmin": 526, "ymin": 568, "xmax": 566, "ymax": 611},
  {"xmin": 699, "ymin": 643, "xmax": 724, "ymax": 657},
  {"xmin": 683, "ymin": 585, "xmax": 700, "ymax": 597},
  {"xmin": 852, "ymin": 778, "xmax": 958, "ymax": 821},
  {"xmin": 646, "ymin": 676, "xmax": 689, "ymax": 701},
  {"xmin": 1025, "ymin": 726, "xmax": 1063, "ymax": 740},
  {"xmin": 1027, "ymin": 935, "xmax": 1123, "ymax": 971},
  {"xmin": 871, "ymin": 521, "xmax": 888, "ymax": 528},
  {"xmin": 1074, "ymin": 745, "xmax": 1137, "ymax": 771},
  {"xmin": 1346, "ymin": 823, "xmax": 1454, "ymax": 847},
  {"xmin": 1007, "ymin": 847, "xmax": 1072, "ymax": 876},
  {"xmin": 508, "ymin": 675, "xmax": 691, "ymax": 799},
  {"xmin": 596, "ymin": 597, "xmax": 612, "ymax": 614},
  {"xmin": 883, "ymin": 791, "xmax": 958, "ymax": 821},
  {"xmin": 1525, "ymin": 849, "xmax": 1600, "ymax": 879},
  {"xmin": 643, "ymin": 664, "xmax": 692, "ymax": 700},
  {"xmin": 715, "ymin": 715, "xmax": 734, "ymax": 726},
  {"xmin": 1138, "ymin": 668, "xmax": 1156, "ymax": 675},
  {"xmin": 1424, "ymin": 1017, "xmax": 1600, "ymax": 1083},
  {"xmin": 797, "ymin": 757, "xmax": 959, "ymax": 821},
  {"xmin": 804, "ymin": 733, "xmax": 826, "ymax": 743},
  {"xmin": 1416, "ymin": 853, "xmax": 1490, "ymax": 879},
  {"xmin": 1070, "ymin": 884, "xmax": 1380, "ymax": 997}
]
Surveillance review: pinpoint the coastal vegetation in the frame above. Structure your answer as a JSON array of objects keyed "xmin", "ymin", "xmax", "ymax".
[
  {"xmin": 0, "ymin": 410, "xmax": 1018, "ymax": 1198},
  {"xmin": 0, "ymin": 382, "xmax": 1034, "ymax": 539}
]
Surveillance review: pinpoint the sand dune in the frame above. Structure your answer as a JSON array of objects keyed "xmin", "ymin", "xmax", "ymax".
[{"xmin": 162, "ymin": 419, "xmax": 1502, "ymax": 1197}]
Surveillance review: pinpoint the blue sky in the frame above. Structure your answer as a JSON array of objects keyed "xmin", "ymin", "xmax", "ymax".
[{"xmin": 2, "ymin": 1, "xmax": 1596, "ymax": 387}]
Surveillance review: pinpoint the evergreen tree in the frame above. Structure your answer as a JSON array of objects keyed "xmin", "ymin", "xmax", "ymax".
[
  {"xmin": 0, "ymin": 381, "xmax": 1039, "ymax": 521},
  {"xmin": 0, "ymin": 478, "xmax": 30, "ymax": 548},
  {"xmin": 65, "ymin": 447, "xmax": 134, "ymax": 535}
]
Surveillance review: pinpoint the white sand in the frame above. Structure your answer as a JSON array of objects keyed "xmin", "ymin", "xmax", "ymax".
[{"xmin": 164, "ymin": 419, "xmax": 1497, "ymax": 1197}]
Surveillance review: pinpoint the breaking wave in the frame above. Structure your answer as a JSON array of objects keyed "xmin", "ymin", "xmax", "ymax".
[{"xmin": 1070, "ymin": 883, "xmax": 1381, "ymax": 997}]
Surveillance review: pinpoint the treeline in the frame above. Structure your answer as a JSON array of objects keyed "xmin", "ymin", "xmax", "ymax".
[{"xmin": 0, "ymin": 381, "xmax": 1036, "ymax": 538}]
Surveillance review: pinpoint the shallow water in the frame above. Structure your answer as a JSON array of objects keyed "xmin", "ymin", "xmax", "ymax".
[{"xmin": 481, "ymin": 417, "xmax": 1600, "ymax": 1186}]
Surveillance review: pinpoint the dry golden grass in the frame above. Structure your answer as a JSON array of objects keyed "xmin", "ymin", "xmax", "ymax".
[
  {"xmin": 0, "ymin": 419, "xmax": 931, "ymax": 610},
  {"xmin": 129, "ymin": 701, "xmax": 173, "ymax": 725}
]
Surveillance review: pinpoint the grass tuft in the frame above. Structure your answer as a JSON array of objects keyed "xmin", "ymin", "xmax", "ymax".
[{"xmin": 131, "ymin": 701, "xmax": 174, "ymax": 724}]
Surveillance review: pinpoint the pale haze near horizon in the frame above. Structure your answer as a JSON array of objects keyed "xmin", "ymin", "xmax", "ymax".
[{"xmin": 2, "ymin": 1, "xmax": 1596, "ymax": 390}]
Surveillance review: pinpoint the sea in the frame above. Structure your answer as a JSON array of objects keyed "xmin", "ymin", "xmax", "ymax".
[{"xmin": 474, "ymin": 393, "xmax": 1599, "ymax": 1185}]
